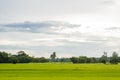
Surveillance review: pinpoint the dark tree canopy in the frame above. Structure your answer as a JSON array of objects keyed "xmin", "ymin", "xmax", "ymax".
[
  {"xmin": 110, "ymin": 52, "xmax": 119, "ymax": 64},
  {"xmin": 0, "ymin": 51, "xmax": 49, "ymax": 64}
]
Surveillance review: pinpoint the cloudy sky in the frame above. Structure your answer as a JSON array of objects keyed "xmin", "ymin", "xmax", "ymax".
[{"xmin": 0, "ymin": 0, "xmax": 120, "ymax": 57}]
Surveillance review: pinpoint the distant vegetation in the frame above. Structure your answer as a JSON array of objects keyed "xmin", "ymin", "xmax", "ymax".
[
  {"xmin": 0, "ymin": 51, "xmax": 49, "ymax": 64},
  {"xmin": 0, "ymin": 51, "xmax": 119, "ymax": 64},
  {"xmin": 71, "ymin": 52, "xmax": 119, "ymax": 64}
]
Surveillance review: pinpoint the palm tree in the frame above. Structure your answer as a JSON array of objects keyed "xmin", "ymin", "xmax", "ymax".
[{"xmin": 50, "ymin": 52, "xmax": 56, "ymax": 62}]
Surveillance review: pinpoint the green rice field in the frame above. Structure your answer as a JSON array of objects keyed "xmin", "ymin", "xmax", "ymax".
[{"xmin": 0, "ymin": 63, "xmax": 120, "ymax": 80}]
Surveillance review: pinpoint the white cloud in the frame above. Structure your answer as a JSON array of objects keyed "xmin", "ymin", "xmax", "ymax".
[{"xmin": 1, "ymin": 0, "xmax": 120, "ymax": 57}]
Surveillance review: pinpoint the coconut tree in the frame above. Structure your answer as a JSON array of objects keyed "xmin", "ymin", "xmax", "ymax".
[{"xmin": 50, "ymin": 52, "xmax": 56, "ymax": 62}]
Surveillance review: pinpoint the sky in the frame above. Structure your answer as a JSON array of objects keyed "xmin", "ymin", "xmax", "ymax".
[{"xmin": 0, "ymin": 0, "xmax": 120, "ymax": 57}]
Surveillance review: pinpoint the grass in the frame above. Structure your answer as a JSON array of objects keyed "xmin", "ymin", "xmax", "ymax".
[{"xmin": 0, "ymin": 63, "xmax": 120, "ymax": 80}]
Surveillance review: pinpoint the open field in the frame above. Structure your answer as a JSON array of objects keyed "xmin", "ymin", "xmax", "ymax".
[{"xmin": 0, "ymin": 63, "xmax": 120, "ymax": 80}]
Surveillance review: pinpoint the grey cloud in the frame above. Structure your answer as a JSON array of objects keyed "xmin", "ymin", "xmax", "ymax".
[
  {"xmin": 100, "ymin": 0, "xmax": 115, "ymax": 5},
  {"xmin": 86, "ymin": 36, "xmax": 107, "ymax": 42},
  {"xmin": 0, "ymin": 21, "xmax": 80, "ymax": 33},
  {"xmin": 105, "ymin": 27, "xmax": 120, "ymax": 31}
]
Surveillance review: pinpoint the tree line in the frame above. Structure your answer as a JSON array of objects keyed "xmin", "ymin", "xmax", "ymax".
[
  {"xmin": 0, "ymin": 51, "xmax": 49, "ymax": 64},
  {"xmin": 0, "ymin": 51, "xmax": 71, "ymax": 64},
  {"xmin": 70, "ymin": 52, "xmax": 119, "ymax": 64},
  {"xmin": 0, "ymin": 51, "xmax": 119, "ymax": 64}
]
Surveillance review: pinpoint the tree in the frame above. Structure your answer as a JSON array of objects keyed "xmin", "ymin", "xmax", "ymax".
[
  {"xmin": 50, "ymin": 52, "xmax": 56, "ymax": 62},
  {"xmin": 110, "ymin": 52, "xmax": 118, "ymax": 64},
  {"xmin": 39, "ymin": 57, "xmax": 49, "ymax": 63},
  {"xmin": 27, "ymin": 57, "xmax": 49, "ymax": 63},
  {"xmin": 89, "ymin": 57, "xmax": 97, "ymax": 63},
  {"xmin": 70, "ymin": 57, "xmax": 79, "ymax": 63},
  {"xmin": 86, "ymin": 58, "xmax": 91, "ymax": 63},
  {"xmin": 17, "ymin": 51, "xmax": 28, "ymax": 57},
  {"xmin": 78, "ymin": 56, "xmax": 87, "ymax": 63},
  {"xmin": 16, "ymin": 51, "xmax": 31, "ymax": 63},
  {"xmin": 9, "ymin": 55, "xmax": 19, "ymax": 64},
  {"xmin": 0, "ymin": 51, "xmax": 9, "ymax": 63},
  {"xmin": 100, "ymin": 52, "xmax": 107, "ymax": 64}
]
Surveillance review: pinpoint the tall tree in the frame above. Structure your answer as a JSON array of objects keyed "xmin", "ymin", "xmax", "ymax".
[
  {"xmin": 100, "ymin": 52, "xmax": 108, "ymax": 64},
  {"xmin": 50, "ymin": 52, "xmax": 56, "ymax": 62},
  {"xmin": 110, "ymin": 52, "xmax": 118, "ymax": 64}
]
